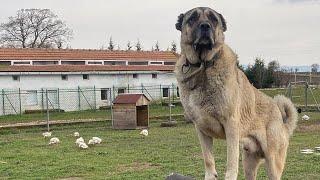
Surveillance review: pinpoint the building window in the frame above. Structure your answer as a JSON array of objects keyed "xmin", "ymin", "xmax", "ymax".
[
  {"xmin": 164, "ymin": 61, "xmax": 176, "ymax": 65},
  {"xmin": 88, "ymin": 61, "xmax": 103, "ymax": 65},
  {"xmin": 162, "ymin": 88, "xmax": 169, "ymax": 98},
  {"xmin": 33, "ymin": 61, "xmax": 58, "ymax": 65},
  {"xmin": 150, "ymin": 61, "xmax": 163, "ymax": 65},
  {"xmin": 128, "ymin": 61, "xmax": 148, "ymax": 65},
  {"xmin": 61, "ymin": 75, "xmax": 68, "ymax": 80},
  {"xmin": 104, "ymin": 61, "xmax": 126, "ymax": 65},
  {"xmin": 118, "ymin": 88, "xmax": 125, "ymax": 94},
  {"xmin": 152, "ymin": 73, "xmax": 157, "ymax": 79},
  {"xmin": 133, "ymin": 74, "xmax": 138, "ymax": 79},
  {"xmin": 83, "ymin": 74, "xmax": 89, "ymax": 80},
  {"xmin": 12, "ymin": 75, "xmax": 20, "ymax": 81},
  {"xmin": 26, "ymin": 91, "xmax": 38, "ymax": 106},
  {"xmin": 101, "ymin": 88, "xmax": 109, "ymax": 100},
  {"xmin": 0, "ymin": 61, "xmax": 11, "ymax": 66},
  {"xmin": 61, "ymin": 61, "xmax": 85, "ymax": 65},
  {"xmin": 13, "ymin": 61, "xmax": 31, "ymax": 65}
]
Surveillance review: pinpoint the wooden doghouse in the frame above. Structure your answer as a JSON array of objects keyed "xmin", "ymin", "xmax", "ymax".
[{"xmin": 112, "ymin": 93, "xmax": 150, "ymax": 129}]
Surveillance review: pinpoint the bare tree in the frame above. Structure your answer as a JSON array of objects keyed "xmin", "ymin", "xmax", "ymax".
[
  {"xmin": 126, "ymin": 41, "xmax": 132, "ymax": 50},
  {"xmin": 311, "ymin": 63, "xmax": 319, "ymax": 73},
  {"xmin": 171, "ymin": 41, "xmax": 177, "ymax": 52},
  {"xmin": 154, "ymin": 41, "xmax": 160, "ymax": 51},
  {"xmin": 0, "ymin": 9, "xmax": 73, "ymax": 48},
  {"xmin": 135, "ymin": 39, "xmax": 142, "ymax": 51},
  {"xmin": 107, "ymin": 36, "xmax": 114, "ymax": 51}
]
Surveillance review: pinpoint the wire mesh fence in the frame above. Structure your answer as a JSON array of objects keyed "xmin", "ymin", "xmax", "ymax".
[{"xmin": 0, "ymin": 84, "xmax": 182, "ymax": 128}]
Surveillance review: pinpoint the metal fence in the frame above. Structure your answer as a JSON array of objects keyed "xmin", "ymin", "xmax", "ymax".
[{"xmin": 0, "ymin": 84, "xmax": 182, "ymax": 129}]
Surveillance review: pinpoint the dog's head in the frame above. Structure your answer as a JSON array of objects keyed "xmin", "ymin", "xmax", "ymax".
[{"xmin": 176, "ymin": 7, "xmax": 227, "ymax": 64}]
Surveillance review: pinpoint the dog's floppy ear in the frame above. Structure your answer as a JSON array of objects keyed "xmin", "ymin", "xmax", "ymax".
[
  {"xmin": 175, "ymin": 13, "xmax": 184, "ymax": 31},
  {"xmin": 218, "ymin": 13, "xmax": 227, "ymax": 32}
]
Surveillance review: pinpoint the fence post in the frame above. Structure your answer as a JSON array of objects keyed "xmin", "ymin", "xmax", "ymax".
[
  {"xmin": 305, "ymin": 81, "xmax": 308, "ymax": 109},
  {"xmin": 2, "ymin": 89, "xmax": 5, "ymax": 115},
  {"xmin": 45, "ymin": 89, "xmax": 50, "ymax": 132},
  {"xmin": 127, "ymin": 84, "xmax": 130, "ymax": 93},
  {"xmin": 141, "ymin": 84, "xmax": 144, "ymax": 93},
  {"xmin": 18, "ymin": 88, "xmax": 22, "ymax": 115},
  {"xmin": 41, "ymin": 88, "xmax": 44, "ymax": 114},
  {"xmin": 288, "ymin": 84, "xmax": 292, "ymax": 100},
  {"xmin": 93, "ymin": 86, "xmax": 97, "ymax": 111},
  {"xmin": 112, "ymin": 85, "xmax": 115, "ymax": 101},
  {"xmin": 57, "ymin": 88, "xmax": 60, "ymax": 112},
  {"xmin": 172, "ymin": 83, "xmax": 174, "ymax": 103},
  {"xmin": 78, "ymin": 86, "xmax": 81, "ymax": 111},
  {"xmin": 169, "ymin": 87, "xmax": 172, "ymax": 121},
  {"xmin": 159, "ymin": 84, "xmax": 162, "ymax": 102}
]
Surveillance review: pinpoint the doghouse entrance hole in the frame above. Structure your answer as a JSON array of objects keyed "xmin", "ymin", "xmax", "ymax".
[{"xmin": 136, "ymin": 105, "xmax": 148, "ymax": 127}]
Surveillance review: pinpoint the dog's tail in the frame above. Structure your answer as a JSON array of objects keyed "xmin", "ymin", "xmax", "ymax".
[{"xmin": 274, "ymin": 95, "xmax": 298, "ymax": 136}]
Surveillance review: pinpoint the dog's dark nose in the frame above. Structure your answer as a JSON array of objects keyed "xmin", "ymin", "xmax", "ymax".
[{"xmin": 199, "ymin": 22, "xmax": 211, "ymax": 32}]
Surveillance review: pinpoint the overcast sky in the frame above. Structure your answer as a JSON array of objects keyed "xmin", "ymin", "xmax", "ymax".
[{"xmin": 0, "ymin": 0, "xmax": 319, "ymax": 66}]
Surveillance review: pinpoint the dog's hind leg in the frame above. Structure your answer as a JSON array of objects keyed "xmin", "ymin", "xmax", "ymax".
[
  {"xmin": 242, "ymin": 151, "xmax": 262, "ymax": 180},
  {"xmin": 241, "ymin": 137, "xmax": 263, "ymax": 180},
  {"xmin": 264, "ymin": 146, "xmax": 288, "ymax": 180},
  {"xmin": 195, "ymin": 126, "xmax": 218, "ymax": 180}
]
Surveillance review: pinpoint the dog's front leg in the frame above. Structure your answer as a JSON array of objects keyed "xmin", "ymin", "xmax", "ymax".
[
  {"xmin": 195, "ymin": 125, "xmax": 218, "ymax": 180},
  {"xmin": 224, "ymin": 119, "xmax": 240, "ymax": 180}
]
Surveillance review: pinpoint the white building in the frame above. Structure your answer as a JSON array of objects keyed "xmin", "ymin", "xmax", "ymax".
[{"xmin": 0, "ymin": 48, "xmax": 178, "ymax": 115}]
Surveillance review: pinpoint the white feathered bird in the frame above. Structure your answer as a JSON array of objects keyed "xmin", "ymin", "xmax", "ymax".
[
  {"xmin": 78, "ymin": 142, "xmax": 89, "ymax": 149},
  {"xmin": 49, "ymin": 137, "xmax": 60, "ymax": 145},
  {"xmin": 88, "ymin": 137, "xmax": 102, "ymax": 145},
  {"xmin": 140, "ymin": 129, "xmax": 148, "ymax": 136},
  {"xmin": 302, "ymin": 114, "xmax": 310, "ymax": 121},
  {"xmin": 42, "ymin": 132, "xmax": 52, "ymax": 138},
  {"xmin": 74, "ymin": 132, "xmax": 80, "ymax": 137},
  {"xmin": 75, "ymin": 137, "xmax": 85, "ymax": 145}
]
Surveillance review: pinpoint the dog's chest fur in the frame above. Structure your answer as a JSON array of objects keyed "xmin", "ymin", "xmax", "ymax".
[{"xmin": 176, "ymin": 45, "xmax": 239, "ymax": 137}]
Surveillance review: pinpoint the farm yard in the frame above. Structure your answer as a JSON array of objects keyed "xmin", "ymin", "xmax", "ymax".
[
  {"xmin": 0, "ymin": 87, "xmax": 319, "ymax": 179},
  {"xmin": 0, "ymin": 115, "xmax": 319, "ymax": 179}
]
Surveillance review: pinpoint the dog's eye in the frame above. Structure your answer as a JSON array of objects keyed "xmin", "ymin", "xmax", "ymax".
[
  {"xmin": 188, "ymin": 12, "xmax": 199, "ymax": 25},
  {"xmin": 208, "ymin": 13, "xmax": 218, "ymax": 25}
]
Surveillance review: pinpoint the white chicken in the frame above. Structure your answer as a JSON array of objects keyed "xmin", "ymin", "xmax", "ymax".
[
  {"xmin": 78, "ymin": 142, "xmax": 89, "ymax": 149},
  {"xmin": 74, "ymin": 132, "xmax": 80, "ymax": 137},
  {"xmin": 140, "ymin": 129, "xmax": 148, "ymax": 136},
  {"xmin": 75, "ymin": 137, "xmax": 85, "ymax": 145},
  {"xmin": 48, "ymin": 137, "xmax": 60, "ymax": 145},
  {"xmin": 88, "ymin": 137, "xmax": 102, "ymax": 145},
  {"xmin": 42, "ymin": 132, "xmax": 52, "ymax": 138},
  {"xmin": 302, "ymin": 114, "xmax": 310, "ymax": 121}
]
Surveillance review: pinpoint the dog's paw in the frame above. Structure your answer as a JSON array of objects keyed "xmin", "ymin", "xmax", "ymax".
[{"xmin": 205, "ymin": 171, "xmax": 218, "ymax": 180}]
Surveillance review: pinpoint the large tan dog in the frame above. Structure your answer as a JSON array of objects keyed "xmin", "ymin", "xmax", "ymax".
[{"xmin": 175, "ymin": 7, "xmax": 298, "ymax": 180}]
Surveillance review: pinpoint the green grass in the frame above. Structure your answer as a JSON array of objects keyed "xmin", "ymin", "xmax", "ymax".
[{"xmin": 0, "ymin": 116, "xmax": 319, "ymax": 179}]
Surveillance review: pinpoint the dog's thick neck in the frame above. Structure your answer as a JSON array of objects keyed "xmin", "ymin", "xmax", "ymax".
[{"xmin": 181, "ymin": 42, "xmax": 223, "ymax": 64}]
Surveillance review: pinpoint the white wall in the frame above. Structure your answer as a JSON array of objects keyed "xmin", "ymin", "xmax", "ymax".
[
  {"xmin": 0, "ymin": 71, "xmax": 178, "ymax": 114},
  {"xmin": 0, "ymin": 72, "xmax": 176, "ymax": 90}
]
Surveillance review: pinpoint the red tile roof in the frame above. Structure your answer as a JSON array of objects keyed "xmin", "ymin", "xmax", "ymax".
[
  {"xmin": 113, "ymin": 94, "xmax": 149, "ymax": 104},
  {"xmin": 0, "ymin": 48, "xmax": 178, "ymax": 61},
  {"xmin": 0, "ymin": 65, "xmax": 174, "ymax": 72}
]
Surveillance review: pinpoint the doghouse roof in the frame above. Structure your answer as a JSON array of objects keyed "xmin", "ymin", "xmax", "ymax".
[{"xmin": 113, "ymin": 93, "xmax": 150, "ymax": 106}]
